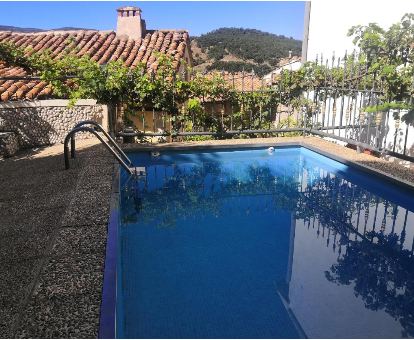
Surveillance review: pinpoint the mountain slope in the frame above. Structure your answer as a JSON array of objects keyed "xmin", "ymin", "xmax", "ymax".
[
  {"xmin": 191, "ymin": 27, "xmax": 302, "ymax": 76},
  {"xmin": 0, "ymin": 25, "xmax": 93, "ymax": 33}
]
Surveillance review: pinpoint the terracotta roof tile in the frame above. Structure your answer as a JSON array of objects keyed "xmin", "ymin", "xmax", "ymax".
[
  {"xmin": 119, "ymin": 38, "xmax": 135, "ymax": 61},
  {"xmin": 73, "ymin": 31, "xmax": 93, "ymax": 54},
  {"xmin": 85, "ymin": 33, "xmax": 105, "ymax": 57},
  {"xmin": 0, "ymin": 80, "xmax": 14, "ymax": 93},
  {"xmin": 160, "ymin": 31, "xmax": 172, "ymax": 54},
  {"xmin": 26, "ymin": 81, "xmax": 47, "ymax": 99},
  {"xmin": 142, "ymin": 34, "xmax": 156, "ymax": 66},
  {"xmin": 8, "ymin": 34, "xmax": 23, "ymax": 44},
  {"xmin": 24, "ymin": 34, "xmax": 47, "ymax": 56},
  {"xmin": 36, "ymin": 37, "xmax": 51, "ymax": 53},
  {"xmin": 77, "ymin": 31, "xmax": 99, "ymax": 56},
  {"xmin": 39, "ymin": 85, "xmax": 53, "ymax": 97},
  {"xmin": 51, "ymin": 33, "xmax": 70, "ymax": 57},
  {"xmin": 124, "ymin": 39, "xmax": 141, "ymax": 67},
  {"xmin": 97, "ymin": 36, "xmax": 119, "ymax": 64},
  {"xmin": 110, "ymin": 36, "xmax": 127, "ymax": 61},
  {"xmin": 154, "ymin": 31, "xmax": 164, "ymax": 51},
  {"xmin": 15, "ymin": 35, "xmax": 30, "ymax": 47},
  {"xmin": 61, "ymin": 31, "xmax": 83, "ymax": 56},
  {"xmin": 0, "ymin": 32, "xmax": 11, "ymax": 40},
  {"xmin": 15, "ymin": 81, "xmax": 36, "ymax": 100},
  {"xmin": 21, "ymin": 34, "xmax": 36, "ymax": 48},
  {"xmin": 1, "ymin": 33, "xmax": 13, "ymax": 42},
  {"xmin": 91, "ymin": 33, "xmax": 115, "ymax": 61},
  {"xmin": 0, "ymin": 29, "xmax": 191, "ymax": 101},
  {"xmin": 204, "ymin": 71, "xmax": 265, "ymax": 94},
  {"xmin": 38, "ymin": 34, "xmax": 60, "ymax": 54}
]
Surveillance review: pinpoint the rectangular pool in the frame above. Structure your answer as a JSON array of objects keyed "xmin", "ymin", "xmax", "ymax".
[{"xmin": 111, "ymin": 146, "xmax": 414, "ymax": 339}]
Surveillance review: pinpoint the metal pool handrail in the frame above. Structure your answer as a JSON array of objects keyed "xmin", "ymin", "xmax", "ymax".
[
  {"xmin": 71, "ymin": 120, "xmax": 132, "ymax": 166},
  {"xmin": 64, "ymin": 126, "xmax": 134, "ymax": 175}
]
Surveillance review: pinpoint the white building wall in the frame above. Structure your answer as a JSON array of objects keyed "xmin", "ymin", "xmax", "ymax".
[
  {"xmin": 307, "ymin": 0, "xmax": 414, "ymax": 61},
  {"xmin": 263, "ymin": 60, "xmax": 302, "ymax": 82},
  {"xmin": 305, "ymin": 0, "xmax": 414, "ymax": 166}
]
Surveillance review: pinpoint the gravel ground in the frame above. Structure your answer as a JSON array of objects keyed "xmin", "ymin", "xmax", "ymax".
[
  {"xmin": 0, "ymin": 135, "xmax": 413, "ymax": 339},
  {"xmin": 0, "ymin": 139, "xmax": 113, "ymax": 339}
]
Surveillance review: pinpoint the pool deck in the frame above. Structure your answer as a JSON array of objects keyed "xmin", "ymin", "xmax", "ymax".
[
  {"xmin": 0, "ymin": 135, "xmax": 413, "ymax": 339},
  {"xmin": 0, "ymin": 139, "xmax": 113, "ymax": 338}
]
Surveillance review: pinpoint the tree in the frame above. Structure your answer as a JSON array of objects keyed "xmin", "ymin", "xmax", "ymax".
[{"xmin": 347, "ymin": 14, "xmax": 414, "ymax": 122}]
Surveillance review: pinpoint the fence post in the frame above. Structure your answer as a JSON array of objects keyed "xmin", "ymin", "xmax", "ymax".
[
  {"xmin": 107, "ymin": 104, "xmax": 115, "ymax": 138},
  {"xmin": 403, "ymin": 72, "xmax": 414, "ymax": 155},
  {"xmin": 303, "ymin": 106, "xmax": 307, "ymax": 137},
  {"xmin": 304, "ymin": 85, "xmax": 310, "ymax": 138},
  {"xmin": 357, "ymin": 63, "xmax": 369, "ymax": 153}
]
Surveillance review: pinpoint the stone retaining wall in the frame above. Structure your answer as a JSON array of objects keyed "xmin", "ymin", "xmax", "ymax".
[
  {"xmin": 0, "ymin": 132, "xmax": 19, "ymax": 157},
  {"xmin": 0, "ymin": 104, "xmax": 104, "ymax": 148}
]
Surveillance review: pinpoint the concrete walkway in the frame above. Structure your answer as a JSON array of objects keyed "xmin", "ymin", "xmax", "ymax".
[{"xmin": 0, "ymin": 139, "xmax": 114, "ymax": 338}]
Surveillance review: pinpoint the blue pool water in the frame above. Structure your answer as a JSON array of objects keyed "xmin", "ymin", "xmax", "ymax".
[{"xmin": 117, "ymin": 147, "xmax": 414, "ymax": 339}]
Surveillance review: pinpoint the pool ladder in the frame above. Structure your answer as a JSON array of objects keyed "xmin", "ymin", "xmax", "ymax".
[{"xmin": 64, "ymin": 120, "xmax": 134, "ymax": 175}]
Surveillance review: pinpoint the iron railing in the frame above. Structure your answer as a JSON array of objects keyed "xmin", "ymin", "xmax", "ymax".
[
  {"xmin": 115, "ymin": 53, "xmax": 414, "ymax": 163},
  {"xmin": 63, "ymin": 126, "xmax": 134, "ymax": 175}
]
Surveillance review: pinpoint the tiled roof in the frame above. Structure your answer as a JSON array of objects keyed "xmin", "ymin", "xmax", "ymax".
[
  {"xmin": 117, "ymin": 6, "xmax": 141, "ymax": 11},
  {"xmin": 278, "ymin": 56, "xmax": 301, "ymax": 68},
  {"xmin": 204, "ymin": 57, "xmax": 302, "ymax": 96},
  {"xmin": 198, "ymin": 71, "xmax": 267, "ymax": 103},
  {"xmin": 263, "ymin": 56, "xmax": 301, "ymax": 82},
  {"xmin": 0, "ymin": 29, "xmax": 190, "ymax": 101},
  {"xmin": 204, "ymin": 71, "xmax": 266, "ymax": 92}
]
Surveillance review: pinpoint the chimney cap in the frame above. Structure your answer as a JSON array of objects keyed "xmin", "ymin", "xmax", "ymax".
[{"xmin": 117, "ymin": 6, "xmax": 142, "ymax": 12}]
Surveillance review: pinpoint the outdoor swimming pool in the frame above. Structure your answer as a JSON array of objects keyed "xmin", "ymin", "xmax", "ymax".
[{"xmin": 108, "ymin": 146, "xmax": 414, "ymax": 339}]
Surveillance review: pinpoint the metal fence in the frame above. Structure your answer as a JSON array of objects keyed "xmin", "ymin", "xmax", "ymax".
[
  {"xmin": 115, "ymin": 53, "xmax": 414, "ymax": 163},
  {"xmin": 303, "ymin": 53, "xmax": 414, "ymax": 164}
]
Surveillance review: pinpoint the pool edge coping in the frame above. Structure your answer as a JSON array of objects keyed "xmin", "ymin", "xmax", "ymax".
[
  {"xmin": 99, "ymin": 140, "xmax": 414, "ymax": 339},
  {"xmin": 301, "ymin": 142, "xmax": 414, "ymax": 192},
  {"xmin": 99, "ymin": 160, "xmax": 120, "ymax": 339}
]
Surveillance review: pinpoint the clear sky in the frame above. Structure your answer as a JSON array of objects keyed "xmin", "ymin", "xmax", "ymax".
[{"xmin": 0, "ymin": 1, "xmax": 305, "ymax": 39}]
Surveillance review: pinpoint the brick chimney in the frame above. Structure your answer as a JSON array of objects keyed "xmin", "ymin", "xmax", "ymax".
[{"xmin": 116, "ymin": 6, "xmax": 146, "ymax": 40}]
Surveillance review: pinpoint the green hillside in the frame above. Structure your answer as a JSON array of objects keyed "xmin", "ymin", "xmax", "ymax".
[{"xmin": 191, "ymin": 27, "xmax": 302, "ymax": 76}]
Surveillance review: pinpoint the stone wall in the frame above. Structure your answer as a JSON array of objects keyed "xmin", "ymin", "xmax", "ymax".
[
  {"xmin": 0, "ymin": 132, "xmax": 19, "ymax": 157},
  {"xmin": 0, "ymin": 104, "xmax": 105, "ymax": 148}
]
